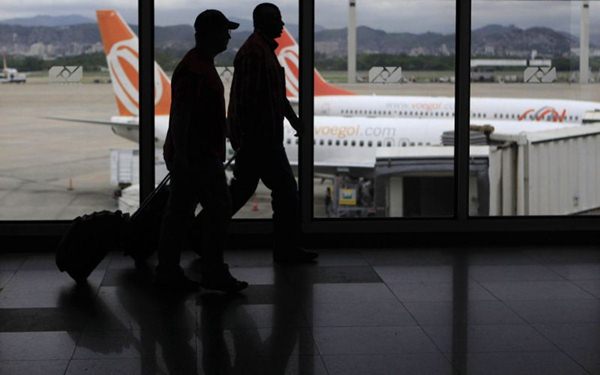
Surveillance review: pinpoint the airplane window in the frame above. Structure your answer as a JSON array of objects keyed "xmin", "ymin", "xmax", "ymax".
[
  {"xmin": 426, "ymin": 142, "xmax": 431, "ymax": 145},
  {"xmin": 410, "ymin": 142, "xmax": 415, "ymax": 146},
  {"xmin": 386, "ymin": 141, "xmax": 392, "ymax": 147},
  {"xmin": 359, "ymin": 141, "xmax": 364, "ymax": 147},
  {"xmin": 409, "ymin": 111, "xmax": 413, "ymax": 116},
  {"xmin": 368, "ymin": 141, "xmax": 373, "ymax": 147},
  {"xmin": 402, "ymin": 142, "xmax": 407, "ymax": 147},
  {"xmin": 494, "ymin": 114, "xmax": 497, "ymax": 118},
  {"xmin": 377, "ymin": 141, "xmax": 382, "ymax": 147},
  {"xmin": 319, "ymin": 139, "xmax": 324, "ymax": 146},
  {"xmin": 351, "ymin": 141, "xmax": 356, "ymax": 147},
  {"xmin": 286, "ymin": 139, "xmax": 291, "ymax": 144},
  {"xmin": 483, "ymin": 114, "xmax": 486, "ymax": 118},
  {"xmin": 336, "ymin": 140, "xmax": 340, "ymax": 146},
  {"xmin": 499, "ymin": 114, "xmax": 503, "ymax": 119},
  {"xmin": 343, "ymin": 140, "xmax": 348, "ymax": 146},
  {"xmin": 576, "ymin": 116, "xmax": 579, "ymax": 121},
  {"xmin": 418, "ymin": 142, "xmax": 422, "ymax": 146},
  {"xmin": 328, "ymin": 140, "xmax": 333, "ymax": 146}
]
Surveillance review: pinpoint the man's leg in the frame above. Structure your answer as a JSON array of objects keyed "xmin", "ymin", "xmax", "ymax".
[
  {"xmin": 156, "ymin": 172, "xmax": 200, "ymax": 289},
  {"xmin": 261, "ymin": 147, "xmax": 317, "ymax": 263},
  {"xmin": 197, "ymin": 159, "xmax": 248, "ymax": 293},
  {"xmin": 190, "ymin": 149, "xmax": 259, "ymax": 257}
]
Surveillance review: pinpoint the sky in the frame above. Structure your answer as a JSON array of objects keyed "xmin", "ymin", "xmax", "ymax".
[{"xmin": 0, "ymin": 0, "xmax": 599, "ymax": 35}]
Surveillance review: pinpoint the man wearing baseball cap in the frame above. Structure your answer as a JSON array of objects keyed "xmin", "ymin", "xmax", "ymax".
[{"xmin": 157, "ymin": 10, "xmax": 247, "ymax": 292}]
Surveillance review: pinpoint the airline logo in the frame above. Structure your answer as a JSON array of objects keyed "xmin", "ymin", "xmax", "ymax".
[
  {"xmin": 275, "ymin": 28, "xmax": 354, "ymax": 97},
  {"xmin": 519, "ymin": 107, "xmax": 567, "ymax": 122},
  {"xmin": 275, "ymin": 29, "xmax": 300, "ymax": 98},
  {"xmin": 97, "ymin": 10, "xmax": 171, "ymax": 117}
]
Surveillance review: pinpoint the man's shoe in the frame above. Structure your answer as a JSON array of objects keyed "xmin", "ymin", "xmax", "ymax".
[
  {"xmin": 200, "ymin": 264, "xmax": 248, "ymax": 293},
  {"xmin": 273, "ymin": 248, "xmax": 318, "ymax": 264},
  {"xmin": 154, "ymin": 266, "xmax": 200, "ymax": 291}
]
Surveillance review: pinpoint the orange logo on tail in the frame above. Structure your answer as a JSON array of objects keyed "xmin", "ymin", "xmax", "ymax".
[
  {"xmin": 275, "ymin": 28, "xmax": 354, "ymax": 97},
  {"xmin": 96, "ymin": 10, "xmax": 171, "ymax": 117}
]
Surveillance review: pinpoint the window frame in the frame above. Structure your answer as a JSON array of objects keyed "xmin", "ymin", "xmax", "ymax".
[{"xmin": 1, "ymin": 0, "xmax": 600, "ymax": 238}]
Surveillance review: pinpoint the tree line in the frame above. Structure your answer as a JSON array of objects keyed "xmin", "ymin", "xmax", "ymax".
[{"xmin": 5, "ymin": 52, "xmax": 600, "ymax": 74}]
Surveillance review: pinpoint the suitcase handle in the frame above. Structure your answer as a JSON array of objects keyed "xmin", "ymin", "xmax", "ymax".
[{"xmin": 130, "ymin": 173, "xmax": 171, "ymax": 221}]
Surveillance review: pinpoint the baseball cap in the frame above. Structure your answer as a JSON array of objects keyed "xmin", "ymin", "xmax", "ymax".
[{"xmin": 194, "ymin": 10, "xmax": 239, "ymax": 32}]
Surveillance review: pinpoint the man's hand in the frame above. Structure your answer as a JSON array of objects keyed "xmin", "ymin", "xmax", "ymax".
[{"xmin": 288, "ymin": 115, "xmax": 303, "ymax": 137}]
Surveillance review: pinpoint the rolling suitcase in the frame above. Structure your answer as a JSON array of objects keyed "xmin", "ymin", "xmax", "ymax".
[
  {"xmin": 56, "ymin": 174, "xmax": 171, "ymax": 283},
  {"xmin": 124, "ymin": 174, "xmax": 171, "ymax": 263},
  {"xmin": 55, "ymin": 210, "xmax": 129, "ymax": 283}
]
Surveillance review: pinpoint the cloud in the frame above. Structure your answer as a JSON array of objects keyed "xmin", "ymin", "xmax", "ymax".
[{"xmin": 0, "ymin": 0, "xmax": 599, "ymax": 37}]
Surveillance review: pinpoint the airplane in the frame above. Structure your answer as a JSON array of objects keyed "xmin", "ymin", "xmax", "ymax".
[
  {"xmin": 0, "ymin": 55, "xmax": 27, "ymax": 84},
  {"xmin": 49, "ymin": 10, "xmax": 581, "ymax": 176},
  {"xmin": 275, "ymin": 28, "xmax": 600, "ymax": 125}
]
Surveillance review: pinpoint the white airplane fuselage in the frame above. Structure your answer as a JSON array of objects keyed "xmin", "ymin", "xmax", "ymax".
[
  {"xmin": 314, "ymin": 95, "xmax": 599, "ymax": 125},
  {"xmin": 109, "ymin": 113, "xmax": 579, "ymax": 170}
]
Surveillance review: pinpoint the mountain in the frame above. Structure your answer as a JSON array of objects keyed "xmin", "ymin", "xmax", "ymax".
[
  {"xmin": 0, "ymin": 21, "xmax": 594, "ymax": 60},
  {"xmin": 471, "ymin": 24, "xmax": 572, "ymax": 57},
  {"xmin": 315, "ymin": 26, "xmax": 454, "ymax": 56},
  {"xmin": 0, "ymin": 14, "xmax": 94, "ymax": 27}
]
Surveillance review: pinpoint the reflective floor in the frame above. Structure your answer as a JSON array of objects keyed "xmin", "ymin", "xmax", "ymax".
[{"xmin": 1, "ymin": 247, "xmax": 600, "ymax": 374}]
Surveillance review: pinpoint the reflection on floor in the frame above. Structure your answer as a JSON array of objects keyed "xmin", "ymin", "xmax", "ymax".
[{"xmin": 1, "ymin": 247, "xmax": 600, "ymax": 374}]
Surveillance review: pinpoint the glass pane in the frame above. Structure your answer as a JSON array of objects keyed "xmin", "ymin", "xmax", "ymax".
[
  {"xmin": 154, "ymin": 1, "xmax": 299, "ymax": 219},
  {"xmin": 470, "ymin": 0, "xmax": 600, "ymax": 216},
  {"xmin": 0, "ymin": 5, "xmax": 138, "ymax": 219},
  {"xmin": 312, "ymin": 0, "xmax": 456, "ymax": 218}
]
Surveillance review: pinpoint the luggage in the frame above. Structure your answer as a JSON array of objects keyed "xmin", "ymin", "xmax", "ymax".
[
  {"xmin": 56, "ymin": 210, "xmax": 129, "ymax": 283},
  {"xmin": 56, "ymin": 174, "xmax": 171, "ymax": 283},
  {"xmin": 124, "ymin": 174, "xmax": 171, "ymax": 263}
]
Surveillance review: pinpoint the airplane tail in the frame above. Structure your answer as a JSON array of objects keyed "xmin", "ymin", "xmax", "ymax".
[
  {"xmin": 96, "ymin": 10, "xmax": 171, "ymax": 117},
  {"xmin": 275, "ymin": 28, "xmax": 354, "ymax": 97}
]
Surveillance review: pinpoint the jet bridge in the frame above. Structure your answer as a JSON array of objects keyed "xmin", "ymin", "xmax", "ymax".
[{"xmin": 373, "ymin": 123, "xmax": 600, "ymax": 217}]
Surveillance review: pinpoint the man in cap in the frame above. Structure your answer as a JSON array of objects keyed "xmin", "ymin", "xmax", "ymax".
[
  {"xmin": 156, "ymin": 9, "xmax": 247, "ymax": 292},
  {"xmin": 227, "ymin": 3, "xmax": 318, "ymax": 263}
]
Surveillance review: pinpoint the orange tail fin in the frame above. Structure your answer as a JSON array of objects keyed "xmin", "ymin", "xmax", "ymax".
[
  {"xmin": 96, "ymin": 10, "xmax": 171, "ymax": 117},
  {"xmin": 275, "ymin": 27, "xmax": 354, "ymax": 97}
]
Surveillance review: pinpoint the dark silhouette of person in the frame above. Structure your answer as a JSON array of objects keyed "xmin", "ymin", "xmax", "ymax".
[
  {"xmin": 228, "ymin": 3, "xmax": 318, "ymax": 263},
  {"xmin": 325, "ymin": 186, "xmax": 334, "ymax": 217},
  {"xmin": 156, "ymin": 9, "xmax": 247, "ymax": 292}
]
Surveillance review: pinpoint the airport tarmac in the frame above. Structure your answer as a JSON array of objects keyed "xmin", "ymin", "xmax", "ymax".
[{"xmin": 1, "ymin": 78, "xmax": 600, "ymax": 220}]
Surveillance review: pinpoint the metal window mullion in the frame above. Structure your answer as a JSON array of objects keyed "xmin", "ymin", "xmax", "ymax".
[
  {"xmin": 299, "ymin": 0, "xmax": 315, "ymax": 230},
  {"xmin": 139, "ymin": 0, "xmax": 156, "ymax": 202},
  {"xmin": 454, "ymin": 0, "xmax": 471, "ymax": 221}
]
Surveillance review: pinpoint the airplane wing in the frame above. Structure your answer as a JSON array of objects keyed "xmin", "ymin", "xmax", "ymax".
[{"xmin": 44, "ymin": 116, "xmax": 138, "ymax": 130}]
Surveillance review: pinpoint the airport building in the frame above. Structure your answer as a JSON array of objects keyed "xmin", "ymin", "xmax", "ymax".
[{"xmin": 2, "ymin": 1, "xmax": 600, "ymax": 374}]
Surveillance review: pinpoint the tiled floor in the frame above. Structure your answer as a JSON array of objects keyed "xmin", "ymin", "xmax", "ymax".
[{"xmin": 1, "ymin": 247, "xmax": 599, "ymax": 374}]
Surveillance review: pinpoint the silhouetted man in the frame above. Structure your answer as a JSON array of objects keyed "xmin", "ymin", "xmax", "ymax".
[
  {"xmin": 228, "ymin": 3, "xmax": 318, "ymax": 263},
  {"xmin": 156, "ymin": 10, "xmax": 247, "ymax": 292}
]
